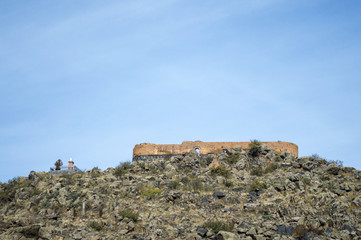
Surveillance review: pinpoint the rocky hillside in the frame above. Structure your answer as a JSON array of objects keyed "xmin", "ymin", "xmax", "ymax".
[{"xmin": 1, "ymin": 144, "xmax": 361, "ymax": 239}]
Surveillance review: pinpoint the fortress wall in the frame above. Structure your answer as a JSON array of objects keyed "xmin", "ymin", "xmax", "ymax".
[{"xmin": 133, "ymin": 141, "xmax": 298, "ymax": 158}]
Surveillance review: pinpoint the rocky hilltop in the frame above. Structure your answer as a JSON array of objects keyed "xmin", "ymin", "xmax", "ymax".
[{"xmin": 1, "ymin": 143, "xmax": 361, "ymax": 239}]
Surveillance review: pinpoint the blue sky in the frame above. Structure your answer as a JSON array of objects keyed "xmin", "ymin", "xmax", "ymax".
[{"xmin": 1, "ymin": 0, "xmax": 361, "ymax": 182}]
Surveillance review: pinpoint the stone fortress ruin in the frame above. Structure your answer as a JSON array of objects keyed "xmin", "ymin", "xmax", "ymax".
[{"xmin": 133, "ymin": 141, "xmax": 298, "ymax": 161}]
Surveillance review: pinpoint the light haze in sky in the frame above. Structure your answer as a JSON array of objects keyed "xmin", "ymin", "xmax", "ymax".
[{"xmin": 1, "ymin": 0, "xmax": 361, "ymax": 182}]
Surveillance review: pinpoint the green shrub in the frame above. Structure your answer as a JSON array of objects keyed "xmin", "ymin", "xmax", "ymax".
[
  {"xmin": 250, "ymin": 168, "xmax": 264, "ymax": 176},
  {"xmin": 301, "ymin": 177, "xmax": 311, "ymax": 186},
  {"xmin": 121, "ymin": 161, "xmax": 132, "ymax": 170},
  {"xmin": 119, "ymin": 208, "xmax": 139, "ymax": 222},
  {"xmin": 167, "ymin": 180, "xmax": 180, "ymax": 190},
  {"xmin": 66, "ymin": 191, "xmax": 80, "ymax": 202},
  {"xmin": 90, "ymin": 167, "xmax": 101, "ymax": 178},
  {"xmin": 200, "ymin": 158, "xmax": 209, "ymax": 168},
  {"xmin": 188, "ymin": 178, "xmax": 203, "ymax": 191},
  {"xmin": 326, "ymin": 159, "xmax": 343, "ymax": 166},
  {"xmin": 92, "ymin": 166, "xmax": 101, "ymax": 171},
  {"xmin": 224, "ymin": 179, "xmax": 234, "ymax": 188},
  {"xmin": 179, "ymin": 176, "xmax": 205, "ymax": 191},
  {"xmin": 249, "ymin": 139, "xmax": 262, "ymax": 157},
  {"xmin": 141, "ymin": 187, "xmax": 162, "ymax": 197},
  {"xmin": 89, "ymin": 221, "xmax": 104, "ymax": 231},
  {"xmin": 248, "ymin": 180, "xmax": 267, "ymax": 192},
  {"xmin": 211, "ymin": 165, "xmax": 230, "ymax": 178},
  {"xmin": 137, "ymin": 161, "xmax": 146, "ymax": 169},
  {"xmin": 62, "ymin": 173, "xmax": 76, "ymax": 184},
  {"xmin": 38, "ymin": 172, "xmax": 50, "ymax": 180},
  {"xmin": 274, "ymin": 155, "xmax": 282, "ymax": 162},
  {"xmin": 205, "ymin": 156, "xmax": 214, "ymax": 165},
  {"xmin": 149, "ymin": 165, "xmax": 160, "ymax": 175},
  {"xmin": 250, "ymin": 163, "xmax": 278, "ymax": 176},
  {"xmin": 324, "ymin": 181, "xmax": 335, "ymax": 191},
  {"xmin": 224, "ymin": 152, "xmax": 240, "ymax": 165},
  {"xmin": 0, "ymin": 177, "xmax": 22, "ymax": 204},
  {"xmin": 0, "ymin": 191, "xmax": 8, "ymax": 204},
  {"xmin": 202, "ymin": 221, "xmax": 233, "ymax": 233},
  {"xmin": 264, "ymin": 163, "xmax": 278, "ymax": 174},
  {"xmin": 180, "ymin": 176, "xmax": 190, "ymax": 185},
  {"xmin": 183, "ymin": 166, "xmax": 193, "ymax": 174},
  {"xmin": 114, "ymin": 161, "xmax": 132, "ymax": 178}
]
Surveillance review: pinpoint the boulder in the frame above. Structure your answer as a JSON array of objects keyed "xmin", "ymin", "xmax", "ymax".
[
  {"xmin": 197, "ymin": 227, "xmax": 208, "ymax": 237},
  {"xmin": 327, "ymin": 164, "xmax": 341, "ymax": 175},
  {"xmin": 235, "ymin": 159, "xmax": 247, "ymax": 170},
  {"xmin": 213, "ymin": 191, "xmax": 226, "ymax": 199},
  {"xmin": 302, "ymin": 161, "xmax": 319, "ymax": 171},
  {"xmin": 216, "ymin": 231, "xmax": 238, "ymax": 240},
  {"xmin": 277, "ymin": 225, "xmax": 294, "ymax": 235}
]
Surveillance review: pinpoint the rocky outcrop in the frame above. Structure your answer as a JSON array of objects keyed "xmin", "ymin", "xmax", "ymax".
[{"xmin": 0, "ymin": 145, "xmax": 360, "ymax": 239}]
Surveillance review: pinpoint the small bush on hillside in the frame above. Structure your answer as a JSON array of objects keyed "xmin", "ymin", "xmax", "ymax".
[
  {"xmin": 200, "ymin": 158, "xmax": 208, "ymax": 168},
  {"xmin": 0, "ymin": 177, "xmax": 22, "ymax": 204},
  {"xmin": 211, "ymin": 165, "xmax": 230, "ymax": 178},
  {"xmin": 180, "ymin": 176, "xmax": 205, "ymax": 191},
  {"xmin": 141, "ymin": 187, "xmax": 162, "ymax": 197},
  {"xmin": 90, "ymin": 167, "xmax": 101, "ymax": 178},
  {"xmin": 250, "ymin": 168, "xmax": 264, "ymax": 176},
  {"xmin": 248, "ymin": 180, "xmax": 267, "ymax": 192},
  {"xmin": 121, "ymin": 161, "xmax": 132, "ymax": 170},
  {"xmin": 301, "ymin": 177, "xmax": 311, "ymax": 186},
  {"xmin": 311, "ymin": 153, "xmax": 320, "ymax": 159},
  {"xmin": 224, "ymin": 179, "xmax": 234, "ymax": 188},
  {"xmin": 119, "ymin": 208, "xmax": 139, "ymax": 222},
  {"xmin": 202, "ymin": 221, "xmax": 233, "ymax": 233},
  {"xmin": 0, "ymin": 191, "xmax": 8, "ymax": 204},
  {"xmin": 62, "ymin": 173, "xmax": 76, "ymax": 185},
  {"xmin": 205, "ymin": 156, "xmax": 214, "ymax": 165},
  {"xmin": 274, "ymin": 154, "xmax": 282, "ymax": 162},
  {"xmin": 114, "ymin": 161, "xmax": 132, "ymax": 178},
  {"xmin": 188, "ymin": 178, "xmax": 203, "ymax": 191},
  {"xmin": 92, "ymin": 167, "xmax": 101, "ymax": 171},
  {"xmin": 326, "ymin": 159, "xmax": 343, "ymax": 167},
  {"xmin": 89, "ymin": 221, "xmax": 104, "ymax": 231},
  {"xmin": 149, "ymin": 165, "xmax": 160, "ymax": 175},
  {"xmin": 180, "ymin": 176, "xmax": 190, "ymax": 185},
  {"xmin": 249, "ymin": 139, "xmax": 262, "ymax": 157},
  {"xmin": 224, "ymin": 152, "xmax": 240, "ymax": 165},
  {"xmin": 66, "ymin": 191, "xmax": 81, "ymax": 202},
  {"xmin": 136, "ymin": 161, "xmax": 146, "ymax": 169},
  {"xmin": 167, "ymin": 180, "xmax": 180, "ymax": 190},
  {"xmin": 264, "ymin": 163, "xmax": 278, "ymax": 174}
]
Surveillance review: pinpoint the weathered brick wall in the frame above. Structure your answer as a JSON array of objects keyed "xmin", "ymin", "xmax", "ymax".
[{"xmin": 133, "ymin": 141, "xmax": 298, "ymax": 158}]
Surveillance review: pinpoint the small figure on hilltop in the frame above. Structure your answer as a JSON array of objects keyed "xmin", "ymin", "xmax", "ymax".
[{"xmin": 55, "ymin": 159, "xmax": 63, "ymax": 170}]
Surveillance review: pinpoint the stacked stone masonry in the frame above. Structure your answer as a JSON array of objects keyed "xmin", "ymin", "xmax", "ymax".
[{"xmin": 133, "ymin": 141, "xmax": 298, "ymax": 161}]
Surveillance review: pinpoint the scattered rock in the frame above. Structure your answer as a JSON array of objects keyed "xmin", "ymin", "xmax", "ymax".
[
  {"xmin": 213, "ymin": 191, "xmax": 226, "ymax": 199},
  {"xmin": 216, "ymin": 231, "xmax": 238, "ymax": 240},
  {"xmin": 327, "ymin": 164, "xmax": 341, "ymax": 175},
  {"xmin": 277, "ymin": 225, "xmax": 294, "ymax": 235},
  {"xmin": 1, "ymin": 148, "xmax": 360, "ymax": 240},
  {"xmin": 197, "ymin": 227, "xmax": 208, "ymax": 237}
]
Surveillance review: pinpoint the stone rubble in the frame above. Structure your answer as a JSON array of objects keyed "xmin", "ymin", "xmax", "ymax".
[{"xmin": 0, "ymin": 145, "xmax": 361, "ymax": 239}]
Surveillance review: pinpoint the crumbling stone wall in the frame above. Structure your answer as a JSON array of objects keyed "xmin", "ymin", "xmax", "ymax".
[{"xmin": 133, "ymin": 141, "xmax": 298, "ymax": 160}]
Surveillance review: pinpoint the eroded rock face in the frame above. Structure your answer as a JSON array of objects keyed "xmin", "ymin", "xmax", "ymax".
[{"xmin": 0, "ymin": 146, "xmax": 360, "ymax": 240}]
